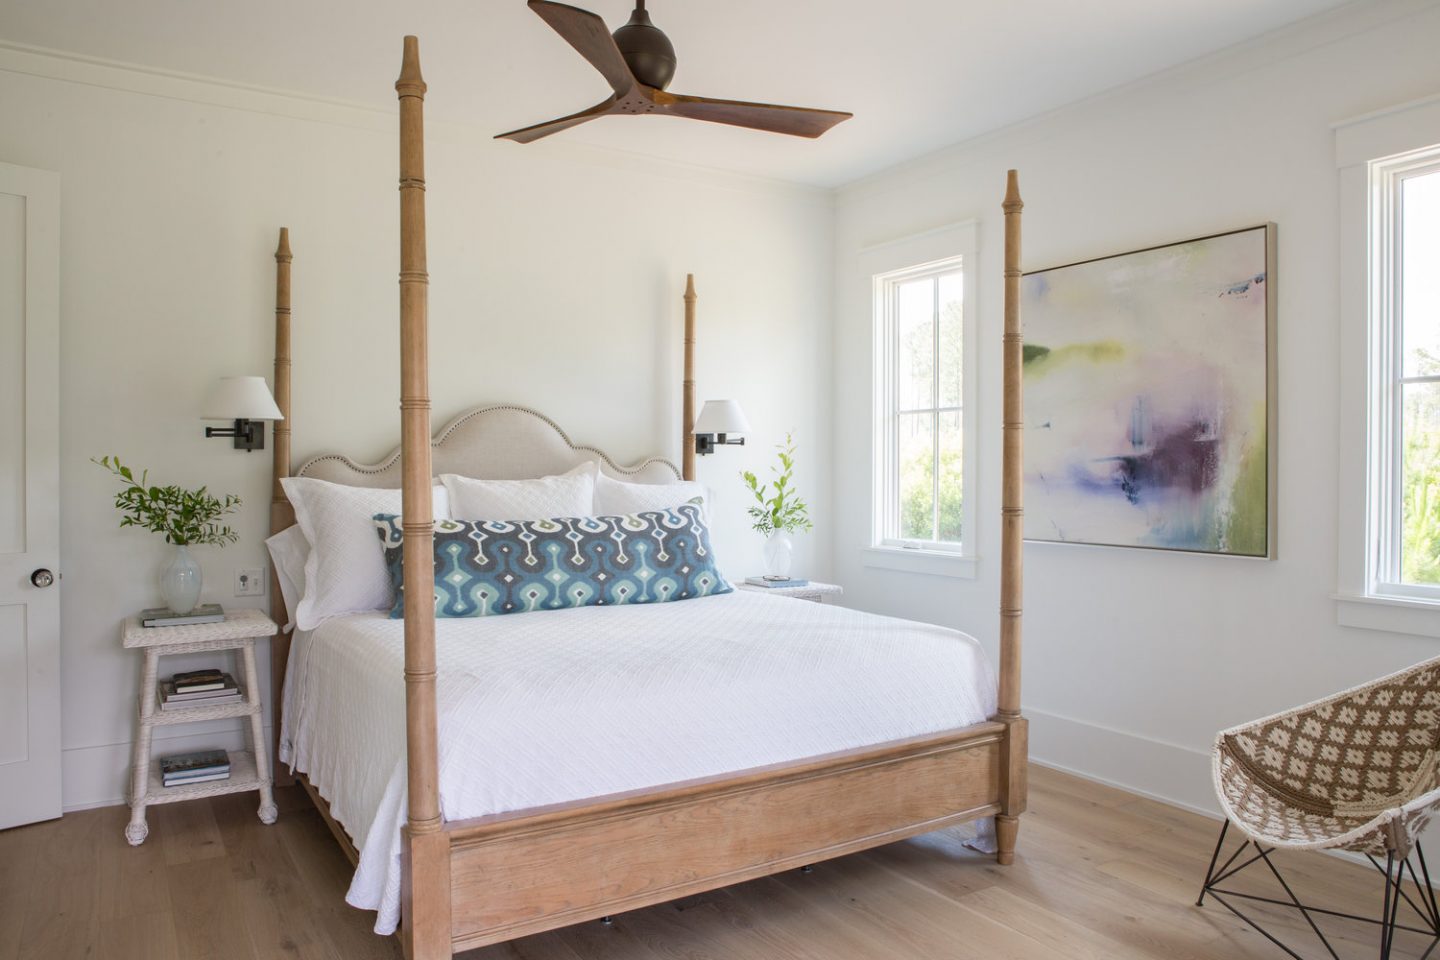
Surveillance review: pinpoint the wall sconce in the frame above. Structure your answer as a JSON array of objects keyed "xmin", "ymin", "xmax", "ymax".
[
  {"xmin": 201, "ymin": 376, "xmax": 283, "ymax": 452},
  {"xmin": 694, "ymin": 399, "xmax": 752, "ymax": 456}
]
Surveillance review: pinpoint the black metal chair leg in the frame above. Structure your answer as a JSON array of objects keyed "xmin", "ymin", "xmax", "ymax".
[
  {"xmin": 1198, "ymin": 819, "xmax": 1230, "ymax": 907},
  {"xmin": 1381, "ymin": 851, "xmax": 1397, "ymax": 960},
  {"xmin": 1198, "ymin": 838, "xmax": 1439, "ymax": 960}
]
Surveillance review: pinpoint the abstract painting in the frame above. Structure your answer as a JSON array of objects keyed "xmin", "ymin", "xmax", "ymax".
[{"xmin": 1022, "ymin": 225, "xmax": 1274, "ymax": 557}]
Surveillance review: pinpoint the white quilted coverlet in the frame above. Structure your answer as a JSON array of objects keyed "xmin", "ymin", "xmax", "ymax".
[{"xmin": 280, "ymin": 590, "xmax": 996, "ymax": 934}]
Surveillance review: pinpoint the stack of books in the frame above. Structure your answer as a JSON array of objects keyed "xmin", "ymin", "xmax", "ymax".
[
  {"xmin": 140, "ymin": 603, "xmax": 226, "ymax": 627},
  {"xmin": 159, "ymin": 749, "xmax": 231, "ymax": 787},
  {"xmin": 744, "ymin": 576, "xmax": 810, "ymax": 589},
  {"xmin": 159, "ymin": 669, "xmax": 243, "ymax": 711}
]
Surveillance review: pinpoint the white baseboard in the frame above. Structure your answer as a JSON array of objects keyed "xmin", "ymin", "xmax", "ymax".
[
  {"xmin": 61, "ymin": 723, "xmax": 273, "ymax": 813},
  {"xmin": 1025, "ymin": 708, "xmax": 1440, "ymax": 875},
  {"xmin": 1027, "ymin": 707, "xmax": 1219, "ymax": 816}
]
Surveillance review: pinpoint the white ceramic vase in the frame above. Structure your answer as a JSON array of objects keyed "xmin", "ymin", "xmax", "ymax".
[
  {"xmin": 159, "ymin": 544, "xmax": 203, "ymax": 615},
  {"xmin": 763, "ymin": 530, "xmax": 794, "ymax": 579}
]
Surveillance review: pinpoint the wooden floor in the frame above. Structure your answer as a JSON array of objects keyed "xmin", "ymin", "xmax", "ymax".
[{"xmin": 1, "ymin": 765, "xmax": 1430, "ymax": 960}]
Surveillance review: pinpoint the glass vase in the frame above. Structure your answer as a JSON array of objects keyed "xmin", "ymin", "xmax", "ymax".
[
  {"xmin": 763, "ymin": 531, "xmax": 794, "ymax": 579},
  {"xmin": 159, "ymin": 544, "xmax": 203, "ymax": 615}
]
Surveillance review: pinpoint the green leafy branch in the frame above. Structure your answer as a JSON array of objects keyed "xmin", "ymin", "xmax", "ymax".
[
  {"xmin": 741, "ymin": 433, "xmax": 814, "ymax": 537},
  {"xmin": 93, "ymin": 456, "xmax": 241, "ymax": 547}
]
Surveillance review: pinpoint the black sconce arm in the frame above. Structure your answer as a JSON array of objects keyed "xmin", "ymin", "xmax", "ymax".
[
  {"xmin": 694, "ymin": 433, "xmax": 746, "ymax": 456},
  {"xmin": 204, "ymin": 419, "xmax": 266, "ymax": 452}
]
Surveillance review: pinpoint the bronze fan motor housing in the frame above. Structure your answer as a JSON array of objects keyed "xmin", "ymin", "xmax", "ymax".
[
  {"xmin": 497, "ymin": 0, "xmax": 852, "ymax": 143},
  {"xmin": 612, "ymin": 1, "xmax": 675, "ymax": 90}
]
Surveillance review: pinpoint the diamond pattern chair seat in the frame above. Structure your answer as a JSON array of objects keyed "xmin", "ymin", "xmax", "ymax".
[{"xmin": 1213, "ymin": 656, "xmax": 1440, "ymax": 858}]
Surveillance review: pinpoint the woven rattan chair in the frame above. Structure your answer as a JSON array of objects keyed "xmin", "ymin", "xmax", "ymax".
[{"xmin": 1197, "ymin": 656, "xmax": 1440, "ymax": 959}]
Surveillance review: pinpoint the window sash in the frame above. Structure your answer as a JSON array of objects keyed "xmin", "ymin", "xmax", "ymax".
[{"xmin": 877, "ymin": 261, "xmax": 962, "ymax": 549}]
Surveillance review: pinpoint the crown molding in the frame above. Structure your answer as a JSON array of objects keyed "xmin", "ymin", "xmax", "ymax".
[{"xmin": 0, "ymin": 37, "xmax": 832, "ymax": 204}]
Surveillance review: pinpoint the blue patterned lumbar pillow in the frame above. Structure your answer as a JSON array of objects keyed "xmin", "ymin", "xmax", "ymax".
[{"xmin": 374, "ymin": 501, "xmax": 732, "ymax": 617}]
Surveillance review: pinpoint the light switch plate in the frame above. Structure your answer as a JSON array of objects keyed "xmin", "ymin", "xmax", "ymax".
[{"xmin": 235, "ymin": 567, "xmax": 265, "ymax": 597}]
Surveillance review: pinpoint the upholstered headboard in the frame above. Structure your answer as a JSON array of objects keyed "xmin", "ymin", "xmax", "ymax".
[{"xmin": 294, "ymin": 404, "xmax": 682, "ymax": 487}]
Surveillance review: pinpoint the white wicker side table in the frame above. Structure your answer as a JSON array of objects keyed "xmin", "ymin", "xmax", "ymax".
[
  {"xmin": 736, "ymin": 581, "xmax": 843, "ymax": 604},
  {"xmin": 121, "ymin": 608, "xmax": 278, "ymax": 845}
]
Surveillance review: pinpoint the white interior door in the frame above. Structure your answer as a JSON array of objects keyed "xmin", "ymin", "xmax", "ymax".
[{"xmin": 0, "ymin": 162, "xmax": 61, "ymax": 830}]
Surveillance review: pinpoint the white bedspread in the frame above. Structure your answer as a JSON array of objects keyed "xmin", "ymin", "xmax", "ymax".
[{"xmin": 279, "ymin": 590, "xmax": 996, "ymax": 934}]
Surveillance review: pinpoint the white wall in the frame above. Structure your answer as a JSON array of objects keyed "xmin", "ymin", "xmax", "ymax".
[
  {"xmin": 831, "ymin": 0, "xmax": 1440, "ymax": 813},
  {"xmin": 0, "ymin": 46, "xmax": 833, "ymax": 810}
]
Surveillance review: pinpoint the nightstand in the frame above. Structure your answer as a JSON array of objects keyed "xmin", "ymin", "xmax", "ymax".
[
  {"xmin": 736, "ymin": 581, "xmax": 843, "ymax": 604},
  {"xmin": 121, "ymin": 607, "xmax": 278, "ymax": 845}
]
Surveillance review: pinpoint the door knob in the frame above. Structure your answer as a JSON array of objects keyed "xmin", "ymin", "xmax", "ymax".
[{"xmin": 30, "ymin": 568, "xmax": 54, "ymax": 588}]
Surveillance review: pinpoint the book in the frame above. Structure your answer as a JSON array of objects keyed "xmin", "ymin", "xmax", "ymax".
[
  {"xmin": 140, "ymin": 603, "xmax": 226, "ymax": 627},
  {"xmin": 159, "ymin": 688, "xmax": 243, "ymax": 711},
  {"xmin": 164, "ymin": 763, "xmax": 231, "ymax": 778},
  {"xmin": 744, "ymin": 576, "xmax": 810, "ymax": 589},
  {"xmin": 163, "ymin": 771, "xmax": 231, "ymax": 787},
  {"xmin": 161, "ymin": 770, "xmax": 231, "ymax": 785},
  {"xmin": 163, "ymin": 761, "xmax": 230, "ymax": 777},
  {"xmin": 171, "ymin": 669, "xmax": 228, "ymax": 693},
  {"xmin": 172, "ymin": 668, "xmax": 225, "ymax": 683},
  {"xmin": 163, "ymin": 673, "xmax": 239, "ymax": 699},
  {"xmin": 159, "ymin": 749, "xmax": 230, "ymax": 777},
  {"xmin": 162, "ymin": 689, "xmax": 241, "ymax": 704}
]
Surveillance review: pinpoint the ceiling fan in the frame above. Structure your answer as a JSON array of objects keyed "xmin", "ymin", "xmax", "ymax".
[{"xmin": 496, "ymin": 0, "xmax": 854, "ymax": 144}]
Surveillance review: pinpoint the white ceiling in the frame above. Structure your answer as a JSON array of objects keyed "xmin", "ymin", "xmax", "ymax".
[{"xmin": 0, "ymin": 0, "xmax": 1352, "ymax": 186}]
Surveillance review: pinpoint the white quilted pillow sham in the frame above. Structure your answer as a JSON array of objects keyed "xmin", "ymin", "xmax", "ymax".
[
  {"xmin": 281, "ymin": 476, "xmax": 451, "ymax": 631},
  {"xmin": 594, "ymin": 470, "xmax": 708, "ymax": 518},
  {"xmin": 264, "ymin": 523, "xmax": 309, "ymax": 632},
  {"xmin": 441, "ymin": 463, "xmax": 594, "ymax": 521}
]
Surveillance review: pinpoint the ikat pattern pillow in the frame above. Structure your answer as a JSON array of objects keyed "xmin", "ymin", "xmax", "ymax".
[{"xmin": 373, "ymin": 501, "xmax": 731, "ymax": 618}]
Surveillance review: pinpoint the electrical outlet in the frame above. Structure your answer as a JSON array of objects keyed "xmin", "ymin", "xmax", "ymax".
[{"xmin": 235, "ymin": 567, "xmax": 265, "ymax": 597}]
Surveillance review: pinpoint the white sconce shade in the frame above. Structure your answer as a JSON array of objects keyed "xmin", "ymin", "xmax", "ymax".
[
  {"xmin": 200, "ymin": 377, "xmax": 283, "ymax": 422},
  {"xmin": 695, "ymin": 399, "xmax": 751, "ymax": 436}
]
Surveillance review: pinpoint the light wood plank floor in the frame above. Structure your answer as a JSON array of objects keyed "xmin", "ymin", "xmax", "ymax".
[{"xmin": 1, "ymin": 766, "xmax": 1432, "ymax": 959}]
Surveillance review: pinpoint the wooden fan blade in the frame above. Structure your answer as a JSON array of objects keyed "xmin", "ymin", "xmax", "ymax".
[
  {"xmin": 527, "ymin": 0, "xmax": 635, "ymax": 97},
  {"xmin": 658, "ymin": 92, "xmax": 852, "ymax": 138},
  {"xmin": 495, "ymin": 97, "xmax": 617, "ymax": 143}
]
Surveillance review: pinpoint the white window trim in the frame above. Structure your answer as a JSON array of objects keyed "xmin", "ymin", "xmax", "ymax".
[
  {"xmin": 1336, "ymin": 93, "xmax": 1440, "ymax": 636},
  {"xmin": 860, "ymin": 221, "xmax": 979, "ymax": 580}
]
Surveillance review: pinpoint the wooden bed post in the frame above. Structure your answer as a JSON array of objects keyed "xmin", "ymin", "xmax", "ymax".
[
  {"xmin": 269, "ymin": 227, "xmax": 296, "ymax": 788},
  {"xmin": 995, "ymin": 170, "xmax": 1028, "ymax": 866},
  {"xmin": 682, "ymin": 274, "xmax": 697, "ymax": 482},
  {"xmin": 396, "ymin": 36, "xmax": 451, "ymax": 960}
]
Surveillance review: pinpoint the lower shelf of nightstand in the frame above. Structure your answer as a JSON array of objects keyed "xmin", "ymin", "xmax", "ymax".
[{"xmin": 143, "ymin": 749, "xmax": 264, "ymax": 805}]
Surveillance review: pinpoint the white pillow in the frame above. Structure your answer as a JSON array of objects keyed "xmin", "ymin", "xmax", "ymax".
[
  {"xmin": 594, "ymin": 470, "xmax": 708, "ymax": 518},
  {"xmin": 441, "ymin": 463, "xmax": 594, "ymax": 521},
  {"xmin": 281, "ymin": 476, "xmax": 451, "ymax": 631},
  {"xmin": 264, "ymin": 523, "xmax": 309, "ymax": 632}
]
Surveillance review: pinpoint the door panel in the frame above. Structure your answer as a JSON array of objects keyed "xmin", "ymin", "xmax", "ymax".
[
  {"xmin": 0, "ymin": 192, "xmax": 24, "ymax": 554},
  {"xmin": 0, "ymin": 162, "xmax": 61, "ymax": 830},
  {"xmin": 0, "ymin": 605, "xmax": 26, "ymax": 766}
]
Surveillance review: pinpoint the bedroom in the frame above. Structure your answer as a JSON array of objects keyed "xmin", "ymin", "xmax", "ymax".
[{"xmin": 2, "ymin": 0, "xmax": 1440, "ymax": 957}]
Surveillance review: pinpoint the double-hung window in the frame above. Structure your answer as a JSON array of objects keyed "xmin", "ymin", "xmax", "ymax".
[
  {"xmin": 864, "ymin": 222, "xmax": 978, "ymax": 576},
  {"xmin": 1336, "ymin": 97, "xmax": 1440, "ymax": 633}
]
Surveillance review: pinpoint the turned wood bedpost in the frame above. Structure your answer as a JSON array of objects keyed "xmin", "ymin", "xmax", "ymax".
[
  {"xmin": 682, "ymin": 274, "xmax": 697, "ymax": 482},
  {"xmin": 995, "ymin": 169, "xmax": 1028, "ymax": 866},
  {"xmin": 396, "ymin": 36, "xmax": 452, "ymax": 960},
  {"xmin": 269, "ymin": 227, "xmax": 295, "ymax": 788}
]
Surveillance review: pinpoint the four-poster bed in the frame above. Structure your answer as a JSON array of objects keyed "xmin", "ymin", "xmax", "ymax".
[{"xmin": 264, "ymin": 36, "xmax": 1027, "ymax": 960}]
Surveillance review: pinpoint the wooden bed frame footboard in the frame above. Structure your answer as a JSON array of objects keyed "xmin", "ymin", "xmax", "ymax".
[
  {"xmin": 263, "ymin": 36, "xmax": 1026, "ymax": 960},
  {"xmin": 443, "ymin": 722, "xmax": 1014, "ymax": 952}
]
